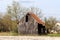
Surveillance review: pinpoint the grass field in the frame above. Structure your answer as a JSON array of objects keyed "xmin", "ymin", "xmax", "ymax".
[
  {"xmin": 0, "ymin": 32, "xmax": 60, "ymax": 37},
  {"xmin": 0, "ymin": 32, "xmax": 18, "ymax": 36},
  {"xmin": 47, "ymin": 34, "xmax": 60, "ymax": 37}
]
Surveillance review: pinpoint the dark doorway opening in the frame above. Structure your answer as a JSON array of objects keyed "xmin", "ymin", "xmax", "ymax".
[
  {"xmin": 38, "ymin": 23, "xmax": 46, "ymax": 35},
  {"xmin": 26, "ymin": 15, "xmax": 28, "ymax": 22},
  {"xmin": 25, "ymin": 13, "xmax": 30, "ymax": 22}
]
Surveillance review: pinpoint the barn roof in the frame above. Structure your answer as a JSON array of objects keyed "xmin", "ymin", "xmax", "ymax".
[{"xmin": 28, "ymin": 12, "xmax": 45, "ymax": 26}]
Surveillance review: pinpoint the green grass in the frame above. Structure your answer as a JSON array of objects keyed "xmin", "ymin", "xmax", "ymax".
[{"xmin": 47, "ymin": 34, "xmax": 60, "ymax": 37}]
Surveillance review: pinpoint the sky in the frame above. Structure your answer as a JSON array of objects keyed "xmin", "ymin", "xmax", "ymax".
[{"xmin": 0, "ymin": 0, "xmax": 60, "ymax": 20}]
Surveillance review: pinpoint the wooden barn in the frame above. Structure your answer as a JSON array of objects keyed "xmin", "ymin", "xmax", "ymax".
[{"xmin": 18, "ymin": 12, "xmax": 47, "ymax": 35}]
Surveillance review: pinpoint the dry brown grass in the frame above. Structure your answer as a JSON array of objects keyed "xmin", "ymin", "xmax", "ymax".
[{"xmin": 0, "ymin": 32, "xmax": 18, "ymax": 36}]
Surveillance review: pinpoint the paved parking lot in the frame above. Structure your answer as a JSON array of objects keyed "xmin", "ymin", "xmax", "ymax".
[{"xmin": 0, "ymin": 36, "xmax": 60, "ymax": 40}]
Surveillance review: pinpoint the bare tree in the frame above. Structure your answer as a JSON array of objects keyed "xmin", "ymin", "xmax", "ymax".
[
  {"xmin": 30, "ymin": 7, "xmax": 43, "ymax": 18},
  {"xmin": 7, "ymin": 1, "xmax": 43, "ymax": 23},
  {"xmin": 45, "ymin": 17, "xmax": 57, "ymax": 29}
]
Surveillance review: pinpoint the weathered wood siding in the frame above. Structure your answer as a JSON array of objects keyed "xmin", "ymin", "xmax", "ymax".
[{"xmin": 18, "ymin": 14, "xmax": 38, "ymax": 34}]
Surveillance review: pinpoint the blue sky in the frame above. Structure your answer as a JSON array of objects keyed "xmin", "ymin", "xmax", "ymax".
[{"xmin": 0, "ymin": 0, "xmax": 60, "ymax": 20}]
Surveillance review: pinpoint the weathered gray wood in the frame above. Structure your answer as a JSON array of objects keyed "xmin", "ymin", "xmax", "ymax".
[{"xmin": 18, "ymin": 13, "xmax": 38, "ymax": 34}]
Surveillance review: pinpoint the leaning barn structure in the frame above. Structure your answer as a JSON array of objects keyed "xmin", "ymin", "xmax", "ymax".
[{"xmin": 18, "ymin": 12, "xmax": 47, "ymax": 34}]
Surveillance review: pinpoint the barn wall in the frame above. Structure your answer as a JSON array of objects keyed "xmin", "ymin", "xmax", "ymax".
[{"xmin": 18, "ymin": 14, "xmax": 38, "ymax": 34}]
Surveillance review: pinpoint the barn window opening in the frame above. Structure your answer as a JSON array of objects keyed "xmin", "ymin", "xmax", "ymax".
[{"xmin": 26, "ymin": 15, "xmax": 28, "ymax": 22}]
